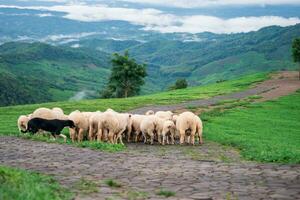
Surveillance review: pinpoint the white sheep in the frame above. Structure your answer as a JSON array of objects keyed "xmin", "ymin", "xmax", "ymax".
[
  {"xmin": 155, "ymin": 111, "xmax": 173, "ymax": 120},
  {"xmin": 31, "ymin": 107, "xmax": 56, "ymax": 119},
  {"xmin": 52, "ymin": 107, "xmax": 68, "ymax": 120},
  {"xmin": 88, "ymin": 111, "xmax": 102, "ymax": 141},
  {"xmin": 161, "ymin": 120, "xmax": 176, "ymax": 145},
  {"xmin": 145, "ymin": 110, "xmax": 154, "ymax": 115},
  {"xmin": 68, "ymin": 110, "xmax": 89, "ymax": 142},
  {"xmin": 140, "ymin": 115, "xmax": 156, "ymax": 144},
  {"xmin": 176, "ymin": 111, "xmax": 198, "ymax": 145},
  {"xmin": 97, "ymin": 110, "xmax": 131, "ymax": 144},
  {"xmin": 131, "ymin": 114, "xmax": 147, "ymax": 142},
  {"xmin": 17, "ymin": 115, "xmax": 30, "ymax": 133}
]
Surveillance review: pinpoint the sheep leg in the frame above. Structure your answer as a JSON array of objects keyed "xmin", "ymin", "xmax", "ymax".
[
  {"xmin": 179, "ymin": 129, "xmax": 185, "ymax": 145},
  {"xmin": 148, "ymin": 130, "xmax": 154, "ymax": 145},
  {"xmin": 88, "ymin": 125, "xmax": 94, "ymax": 141},
  {"xmin": 78, "ymin": 129, "xmax": 84, "ymax": 142},
  {"xmin": 190, "ymin": 127, "xmax": 196, "ymax": 145},
  {"xmin": 97, "ymin": 127, "xmax": 103, "ymax": 142},
  {"xmin": 108, "ymin": 130, "xmax": 115, "ymax": 144},
  {"xmin": 162, "ymin": 133, "xmax": 166, "ymax": 145},
  {"xmin": 166, "ymin": 135, "xmax": 169, "ymax": 145},
  {"xmin": 199, "ymin": 133, "xmax": 203, "ymax": 144},
  {"xmin": 142, "ymin": 131, "xmax": 147, "ymax": 144},
  {"xmin": 59, "ymin": 134, "xmax": 67, "ymax": 143},
  {"xmin": 134, "ymin": 131, "xmax": 139, "ymax": 143}
]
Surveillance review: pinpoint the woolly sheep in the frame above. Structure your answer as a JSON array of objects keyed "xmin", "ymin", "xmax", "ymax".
[
  {"xmin": 176, "ymin": 111, "xmax": 198, "ymax": 145},
  {"xmin": 140, "ymin": 115, "xmax": 156, "ymax": 144},
  {"xmin": 145, "ymin": 110, "xmax": 154, "ymax": 115},
  {"xmin": 195, "ymin": 115, "xmax": 203, "ymax": 144},
  {"xmin": 68, "ymin": 110, "xmax": 89, "ymax": 142},
  {"xmin": 155, "ymin": 111, "xmax": 173, "ymax": 120},
  {"xmin": 31, "ymin": 107, "xmax": 56, "ymax": 119},
  {"xmin": 131, "ymin": 114, "xmax": 147, "ymax": 142},
  {"xmin": 17, "ymin": 115, "xmax": 30, "ymax": 133},
  {"xmin": 88, "ymin": 111, "xmax": 102, "ymax": 141},
  {"xmin": 161, "ymin": 120, "xmax": 176, "ymax": 145},
  {"xmin": 52, "ymin": 107, "xmax": 68, "ymax": 120},
  {"xmin": 97, "ymin": 110, "xmax": 131, "ymax": 144}
]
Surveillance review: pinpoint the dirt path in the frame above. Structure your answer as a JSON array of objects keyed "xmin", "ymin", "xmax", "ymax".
[
  {"xmin": 1, "ymin": 137, "xmax": 299, "ymax": 200},
  {"xmin": 1, "ymin": 71, "xmax": 300, "ymax": 199},
  {"xmin": 129, "ymin": 71, "xmax": 300, "ymax": 114}
]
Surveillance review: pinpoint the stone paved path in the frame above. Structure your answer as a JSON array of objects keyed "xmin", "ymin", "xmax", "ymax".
[{"xmin": 1, "ymin": 137, "xmax": 299, "ymax": 200}]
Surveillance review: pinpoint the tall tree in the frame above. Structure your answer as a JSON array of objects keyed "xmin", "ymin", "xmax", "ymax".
[
  {"xmin": 101, "ymin": 51, "xmax": 147, "ymax": 98},
  {"xmin": 292, "ymin": 38, "xmax": 300, "ymax": 80}
]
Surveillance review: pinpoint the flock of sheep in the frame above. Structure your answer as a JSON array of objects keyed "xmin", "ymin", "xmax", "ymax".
[{"xmin": 17, "ymin": 107, "xmax": 203, "ymax": 145}]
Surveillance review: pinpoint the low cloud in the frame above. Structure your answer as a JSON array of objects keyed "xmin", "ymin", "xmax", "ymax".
[
  {"xmin": 120, "ymin": 0, "xmax": 300, "ymax": 8},
  {"xmin": 1, "ymin": 4, "xmax": 300, "ymax": 34}
]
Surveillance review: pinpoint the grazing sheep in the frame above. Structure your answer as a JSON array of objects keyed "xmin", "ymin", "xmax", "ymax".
[
  {"xmin": 31, "ymin": 107, "xmax": 56, "ymax": 119},
  {"xmin": 25, "ymin": 118, "xmax": 75, "ymax": 142},
  {"xmin": 17, "ymin": 115, "xmax": 30, "ymax": 133},
  {"xmin": 52, "ymin": 107, "xmax": 68, "ymax": 120},
  {"xmin": 140, "ymin": 115, "xmax": 156, "ymax": 144},
  {"xmin": 145, "ymin": 110, "xmax": 154, "ymax": 115},
  {"xmin": 97, "ymin": 110, "xmax": 132, "ymax": 144},
  {"xmin": 172, "ymin": 114, "xmax": 178, "ymax": 123},
  {"xmin": 155, "ymin": 111, "xmax": 173, "ymax": 120},
  {"xmin": 68, "ymin": 110, "xmax": 89, "ymax": 142},
  {"xmin": 114, "ymin": 113, "xmax": 132, "ymax": 144},
  {"xmin": 195, "ymin": 115, "xmax": 203, "ymax": 144},
  {"xmin": 97, "ymin": 110, "xmax": 118, "ymax": 143},
  {"xmin": 131, "ymin": 114, "xmax": 147, "ymax": 142},
  {"xmin": 88, "ymin": 111, "xmax": 102, "ymax": 141},
  {"xmin": 161, "ymin": 120, "xmax": 176, "ymax": 145},
  {"xmin": 176, "ymin": 111, "xmax": 198, "ymax": 145}
]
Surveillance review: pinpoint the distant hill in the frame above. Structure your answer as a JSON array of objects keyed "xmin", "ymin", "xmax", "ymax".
[
  {"xmin": 0, "ymin": 42, "xmax": 111, "ymax": 106},
  {"xmin": 0, "ymin": 24, "xmax": 299, "ymax": 106}
]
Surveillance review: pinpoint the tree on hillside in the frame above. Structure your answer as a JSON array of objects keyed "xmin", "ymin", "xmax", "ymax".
[
  {"xmin": 292, "ymin": 38, "xmax": 300, "ymax": 80},
  {"xmin": 168, "ymin": 78, "xmax": 188, "ymax": 90},
  {"xmin": 101, "ymin": 51, "xmax": 147, "ymax": 98}
]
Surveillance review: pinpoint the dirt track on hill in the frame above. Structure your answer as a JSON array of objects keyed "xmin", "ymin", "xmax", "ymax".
[
  {"xmin": 1, "ymin": 71, "xmax": 300, "ymax": 200},
  {"xmin": 129, "ymin": 71, "xmax": 300, "ymax": 114}
]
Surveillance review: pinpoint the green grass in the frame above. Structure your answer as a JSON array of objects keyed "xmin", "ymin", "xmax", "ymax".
[
  {"xmin": 0, "ymin": 165, "xmax": 72, "ymax": 200},
  {"xmin": 73, "ymin": 178, "xmax": 99, "ymax": 194},
  {"xmin": 0, "ymin": 73, "xmax": 267, "ymax": 137},
  {"xmin": 19, "ymin": 134, "xmax": 125, "ymax": 152},
  {"xmin": 104, "ymin": 179, "xmax": 122, "ymax": 188},
  {"xmin": 156, "ymin": 189, "xmax": 176, "ymax": 197},
  {"xmin": 203, "ymin": 90, "xmax": 300, "ymax": 163}
]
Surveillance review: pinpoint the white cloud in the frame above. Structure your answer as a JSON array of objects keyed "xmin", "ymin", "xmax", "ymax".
[
  {"xmin": 1, "ymin": 4, "xmax": 299, "ymax": 34},
  {"xmin": 120, "ymin": 0, "xmax": 300, "ymax": 8},
  {"xmin": 41, "ymin": 32, "xmax": 101, "ymax": 42}
]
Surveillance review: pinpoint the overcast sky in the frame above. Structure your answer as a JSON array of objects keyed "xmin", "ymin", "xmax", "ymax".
[{"xmin": 1, "ymin": 0, "xmax": 300, "ymax": 34}]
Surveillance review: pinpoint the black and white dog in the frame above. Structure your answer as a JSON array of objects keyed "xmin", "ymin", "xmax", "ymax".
[{"xmin": 23, "ymin": 118, "xmax": 75, "ymax": 142}]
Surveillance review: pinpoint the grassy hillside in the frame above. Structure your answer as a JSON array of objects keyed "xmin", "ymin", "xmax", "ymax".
[
  {"xmin": 203, "ymin": 90, "xmax": 300, "ymax": 163},
  {"xmin": 0, "ymin": 73, "xmax": 267, "ymax": 136},
  {"xmin": 129, "ymin": 25, "xmax": 300, "ymax": 85},
  {"xmin": 0, "ymin": 42, "xmax": 111, "ymax": 106}
]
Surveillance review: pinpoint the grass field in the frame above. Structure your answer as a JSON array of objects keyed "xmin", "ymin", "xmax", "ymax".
[
  {"xmin": 0, "ymin": 165, "xmax": 72, "ymax": 200},
  {"xmin": 203, "ymin": 90, "xmax": 300, "ymax": 164},
  {"xmin": 0, "ymin": 73, "xmax": 267, "ymax": 136}
]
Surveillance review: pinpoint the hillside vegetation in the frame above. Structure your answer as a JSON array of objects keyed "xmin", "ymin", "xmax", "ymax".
[
  {"xmin": 0, "ymin": 42, "xmax": 111, "ymax": 106},
  {"xmin": 0, "ymin": 73, "xmax": 267, "ymax": 136},
  {"xmin": 203, "ymin": 90, "xmax": 300, "ymax": 163}
]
